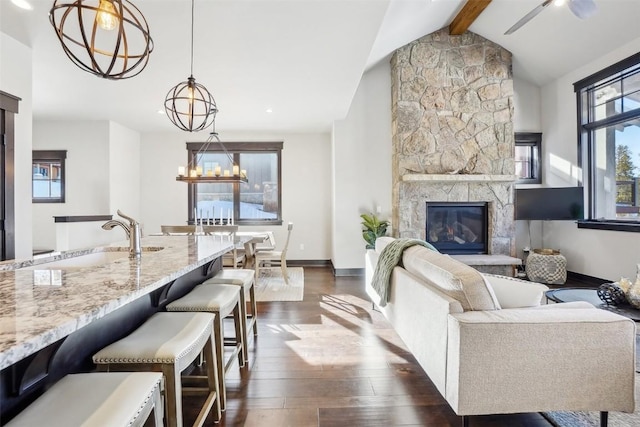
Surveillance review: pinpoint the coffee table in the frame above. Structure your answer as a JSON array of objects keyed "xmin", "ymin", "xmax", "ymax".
[{"xmin": 546, "ymin": 287, "xmax": 640, "ymax": 322}]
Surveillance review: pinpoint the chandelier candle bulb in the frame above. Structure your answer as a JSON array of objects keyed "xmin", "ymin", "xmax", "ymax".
[
  {"xmin": 214, "ymin": 166, "xmax": 221, "ymax": 176},
  {"xmin": 189, "ymin": 169, "xmax": 197, "ymax": 178},
  {"xmin": 233, "ymin": 165, "xmax": 239, "ymax": 176},
  {"xmin": 196, "ymin": 166, "xmax": 203, "ymax": 176},
  {"xmin": 241, "ymin": 169, "xmax": 247, "ymax": 178},
  {"xmin": 178, "ymin": 166, "xmax": 185, "ymax": 176},
  {"xmin": 224, "ymin": 170, "xmax": 230, "ymax": 177},
  {"xmin": 206, "ymin": 169, "xmax": 213, "ymax": 177}
]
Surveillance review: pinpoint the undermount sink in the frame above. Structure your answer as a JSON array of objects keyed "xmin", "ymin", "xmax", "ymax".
[{"xmin": 22, "ymin": 246, "xmax": 164, "ymax": 270}]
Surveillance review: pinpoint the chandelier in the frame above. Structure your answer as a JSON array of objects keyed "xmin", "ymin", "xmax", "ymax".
[
  {"xmin": 164, "ymin": 0, "xmax": 216, "ymax": 132},
  {"xmin": 176, "ymin": 125, "xmax": 248, "ymax": 184},
  {"xmin": 49, "ymin": 0, "xmax": 153, "ymax": 79}
]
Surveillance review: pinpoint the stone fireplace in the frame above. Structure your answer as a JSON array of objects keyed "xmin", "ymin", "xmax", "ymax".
[{"xmin": 391, "ymin": 28, "xmax": 516, "ymax": 257}]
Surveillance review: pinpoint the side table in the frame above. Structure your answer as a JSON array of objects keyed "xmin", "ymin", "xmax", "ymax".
[
  {"xmin": 526, "ymin": 250, "xmax": 567, "ymax": 284},
  {"xmin": 546, "ymin": 288, "xmax": 640, "ymax": 322}
]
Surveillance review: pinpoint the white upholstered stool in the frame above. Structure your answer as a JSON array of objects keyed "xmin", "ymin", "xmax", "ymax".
[
  {"xmin": 93, "ymin": 312, "xmax": 220, "ymax": 427},
  {"xmin": 6, "ymin": 372, "xmax": 163, "ymax": 427},
  {"xmin": 165, "ymin": 284, "xmax": 245, "ymax": 411},
  {"xmin": 203, "ymin": 268, "xmax": 258, "ymax": 361}
]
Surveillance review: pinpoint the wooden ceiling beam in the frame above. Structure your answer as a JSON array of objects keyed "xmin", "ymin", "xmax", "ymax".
[{"xmin": 449, "ymin": 0, "xmax": 493, "ymax": 35}]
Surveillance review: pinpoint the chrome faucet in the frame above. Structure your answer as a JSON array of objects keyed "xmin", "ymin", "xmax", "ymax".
[{"xmin": 102, "ymin": 210, "xmax": 142, "ymax": 258}]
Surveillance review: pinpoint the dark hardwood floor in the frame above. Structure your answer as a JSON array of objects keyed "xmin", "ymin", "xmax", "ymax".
[{"xmin": 182, "ymin": 266, "xmax": 553, "ymax": 426}]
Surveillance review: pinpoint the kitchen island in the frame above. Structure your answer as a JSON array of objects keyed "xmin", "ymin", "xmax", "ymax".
[{"xmin": 0, "ymin": 235, "xmax": 238, "ymax": 422}]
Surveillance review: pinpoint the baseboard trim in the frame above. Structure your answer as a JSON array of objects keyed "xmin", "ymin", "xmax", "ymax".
[
  {"xmin": 287, "ymin": 260, "xmax": 331, "ymax": 268},
  {"xmin": 333, "ymin": 267, "xmax": 365, "ymax": 277}
]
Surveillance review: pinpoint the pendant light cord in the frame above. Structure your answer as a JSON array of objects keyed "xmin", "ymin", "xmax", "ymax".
[{"xmin": 190, "ymin": 0, "xmax": 194, "ymax": 76}]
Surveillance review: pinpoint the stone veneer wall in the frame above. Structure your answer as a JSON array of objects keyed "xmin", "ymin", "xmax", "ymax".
[{"xmin": 390, "ymin": 28, "xmax": 516, "ymax": 256}]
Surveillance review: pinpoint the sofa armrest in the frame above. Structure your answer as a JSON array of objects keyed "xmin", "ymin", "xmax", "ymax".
[
  {"xmin": 446, "ymin": 307, "xmax": 636, "ymax": 416},
  {"xmin": 482, "ymin": 274, "xmax": 549, "ymax": 308}
]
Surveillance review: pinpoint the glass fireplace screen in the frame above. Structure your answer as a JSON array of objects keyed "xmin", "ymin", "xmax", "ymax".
[{"xmin": 425, "ymin": 202, "xmax": 488, "ymax": 255}]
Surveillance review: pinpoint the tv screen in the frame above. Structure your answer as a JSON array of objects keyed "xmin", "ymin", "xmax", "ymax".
[{"xmin": 515, "ymin": 187, "xmax": 584, "ymax": 220}]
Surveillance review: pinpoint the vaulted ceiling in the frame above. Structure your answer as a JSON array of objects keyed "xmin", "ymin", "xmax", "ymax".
[{"xmin": 2, "ymin": 0, "xmax": 640, "ymax": 134}]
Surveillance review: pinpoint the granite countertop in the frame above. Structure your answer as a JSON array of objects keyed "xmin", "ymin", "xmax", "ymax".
[{"xmin": 0, "ymin": 235, "xmax": 237, "ymax": 370}]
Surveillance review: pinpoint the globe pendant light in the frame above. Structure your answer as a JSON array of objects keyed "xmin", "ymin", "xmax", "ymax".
[
  {"xmin": 49, "ymin": 0, "xmax": 153, "ymax": 79},
  {"xmin": 164, "ymin": 0, "xmax": 216, "ymax": 132}
]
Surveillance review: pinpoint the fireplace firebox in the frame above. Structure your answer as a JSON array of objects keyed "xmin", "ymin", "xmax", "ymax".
[{"xmin": 425, "ymin": 202, "xmax": 488, "ymax": 255}]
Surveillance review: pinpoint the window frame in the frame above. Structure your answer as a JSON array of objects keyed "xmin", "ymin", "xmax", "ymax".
[
  {"xmin": 574, "ymin": 51, "xmax": 640, "ymax": 232},
  {"xmin": 514, "ymin": 132, "xmax": 542, "ymax": 184},
  {"xmin": 185, "ymin": 141, "xmax": 283, "ymax": 226},
  {"xmin": 32, "ymin": 150, "xmax": 66, "ymax": 203}
]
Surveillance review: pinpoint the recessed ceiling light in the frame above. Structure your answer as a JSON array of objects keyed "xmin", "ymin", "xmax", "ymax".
[
  {"xmin": 265, "ymin": 108, "xmax": 273, "ymax": 113},
  {"xmin": 11, "ymin": 0, "xmax": 33, "ymax": 10},
  {"xmin": 553, "ymin": 0, "xmax": 566, "ymax": 6},
  {"xmin": 157, "ymin": 110, "xmax": 165, "ymax": 115}
]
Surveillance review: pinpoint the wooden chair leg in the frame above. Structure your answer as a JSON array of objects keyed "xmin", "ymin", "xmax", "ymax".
[
  {"xmin": 200, "ymin": 333, "xmax": 221, "ymax": 423},
  {"xmin": 213, "ymin": 315, "xmax": 226, "ymax": 411},
  {"xmin": 600, "ymin": 411, "xmax": 608, "ymax": 427},
  {"xmin": 237, "ymin": 285, "xmax": 249, "ymax": 363},
  {"xmin": 233, "ymin": 303, "xmax": 245, "ymax": 367},
  {"xmin": 152, "ymin": 381, "xmax": 164, "ymax": 427},
  {"xmin": 281, "ymin": 259, "xmax": 289, "ymax": 285},
  {"xmin": 462, "ymin": 415, "xmax": 469, "ymax": 427},
  {"xmin": 249, "ymin": 279, "xmax": 258, "ymax": 336},
  {"xmin": 162, "ymin": 363, "xmax": 181, "ymax": 427}
]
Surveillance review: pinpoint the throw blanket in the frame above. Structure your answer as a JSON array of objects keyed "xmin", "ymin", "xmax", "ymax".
[{"xmin": 371, "ymin": 238, "xmax": 438, "ymax": 307}]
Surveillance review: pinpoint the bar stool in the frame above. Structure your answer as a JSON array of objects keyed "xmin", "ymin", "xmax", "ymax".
[
  {"xmin": 93, "ymin": 312, "xmax": 220, "ymax": 427},
  {"xmin": 202, "ymin": 268, "xmax": 258, "ymax": 361},
  {"xmin": 6, "ymin": 372, "xmax": 163, "ymax": 427},
  {"xmin": 165, "ymin": 284, "xmax": 245, "ymax": 411}
]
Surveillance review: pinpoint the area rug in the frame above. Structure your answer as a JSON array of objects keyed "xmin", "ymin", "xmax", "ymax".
[
  {"xmin": 255, "ymin": 267, "xmax": 304, "ymax": 302},
  {"xmin": 542, "ymin": 373, "xmax": 640, "ymax": 426}
]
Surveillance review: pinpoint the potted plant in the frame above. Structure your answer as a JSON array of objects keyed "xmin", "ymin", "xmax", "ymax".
[{"xmin": 360, "ymin": 213, "xmax": 389, "ymax": 249}]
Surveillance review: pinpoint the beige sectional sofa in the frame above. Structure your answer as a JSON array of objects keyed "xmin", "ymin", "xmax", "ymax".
[{"xmin": 365, "ymin": 237, "xmax": 635, "ymax": 424}]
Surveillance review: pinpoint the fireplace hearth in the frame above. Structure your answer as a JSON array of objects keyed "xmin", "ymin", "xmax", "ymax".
[{"xmin": 425, "ymin": 202, "xmax": 488, "ymax": 255}]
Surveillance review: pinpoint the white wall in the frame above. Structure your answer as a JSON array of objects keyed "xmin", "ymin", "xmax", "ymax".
[
  {"xmin": 108, "ymin": 121, "xmax": 141, "ymax": 220},
  {"xmin": 332, "ymin": 61, "xmax": 392, "ymax": 271},
  {"xmin": 512, "ymin": 75, "xmax": 543, "ymax": 259},
  {"xmin": 32, "ymin": 120, "xmax": 115, "ymax": 250},
  {"xmin": 0, "ymin": 32, "xmax": 33, "ymax": 260},
  {"xmin": 513, "ymin": 76, "xmax": 542, "ymax": 133},
  {"xmin": 538, "ymin": 36, "xmax": 640, "ymax": 280},
  {"xmin": 139, "ymin": 129, "xmax": 332, "ymax": 261}
]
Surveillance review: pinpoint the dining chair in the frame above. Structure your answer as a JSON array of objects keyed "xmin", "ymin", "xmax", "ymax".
[
  {"xmin": 255, "ymin": 223, "xmax": 293, "ymax": 284},
  {"xmin": 203, "ymin": 225, "xmax": 244, "ymax": 268},
  {"xmin": 161, "ymin": 225, "xmax": 196, "ymax": 235}
]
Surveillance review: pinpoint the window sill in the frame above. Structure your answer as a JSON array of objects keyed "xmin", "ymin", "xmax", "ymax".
[{"xmin": 577, "ymin": 220, "xmax": 640, "ymax": 232}]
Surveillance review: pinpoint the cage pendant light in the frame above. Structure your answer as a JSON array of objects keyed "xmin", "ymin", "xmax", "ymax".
[
  {"xmin": 164, "ymin": 0, "xmax": 216, "ymax": 132},
  {"xmin": 49, "ymin": 0, "xmax": 153, "ymax": 79}
]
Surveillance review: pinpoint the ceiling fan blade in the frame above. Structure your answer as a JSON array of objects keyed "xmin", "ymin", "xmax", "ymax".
[
  {"xmin": 504, "ymin": 0, "xmax": 554, "ymax": 35},
  {"xmin": 568, "ymin": 0, "xmax": 598, "ymax": 19}
]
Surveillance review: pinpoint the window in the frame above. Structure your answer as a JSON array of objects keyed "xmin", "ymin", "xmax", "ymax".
[
  {"xmin": 32, "ymin": 150, "xmax": 66, "ymax": 203},
  {"xmin": 515, "ymin": 132, "xmax": 541, "ymax": 184},
  {"xmin": 186, "ymin": 142, "xmax": 282, "ymax": 225},
  {"xmin": 575, "ymin": 52, "xmax": 640, "ymax": 231}
]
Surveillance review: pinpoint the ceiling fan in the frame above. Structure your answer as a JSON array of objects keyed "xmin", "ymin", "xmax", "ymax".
[{"xmin": 504, "ymin": 0, "xmax": 598, "ymax": 35}]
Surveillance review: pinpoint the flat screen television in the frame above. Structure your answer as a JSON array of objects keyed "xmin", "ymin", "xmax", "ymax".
[{"xmin": 515, "ymin": 187, "xmax": 584, "ymax": 220}]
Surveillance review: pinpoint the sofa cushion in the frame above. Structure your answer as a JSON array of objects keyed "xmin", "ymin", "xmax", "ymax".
[
  {"xmin": 482, "ymin": 274, "xmax": 548, "ymax": 308},
  {"xmin": 402, "ymin": 246, "xmax": 501, "ymax": 311}
]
